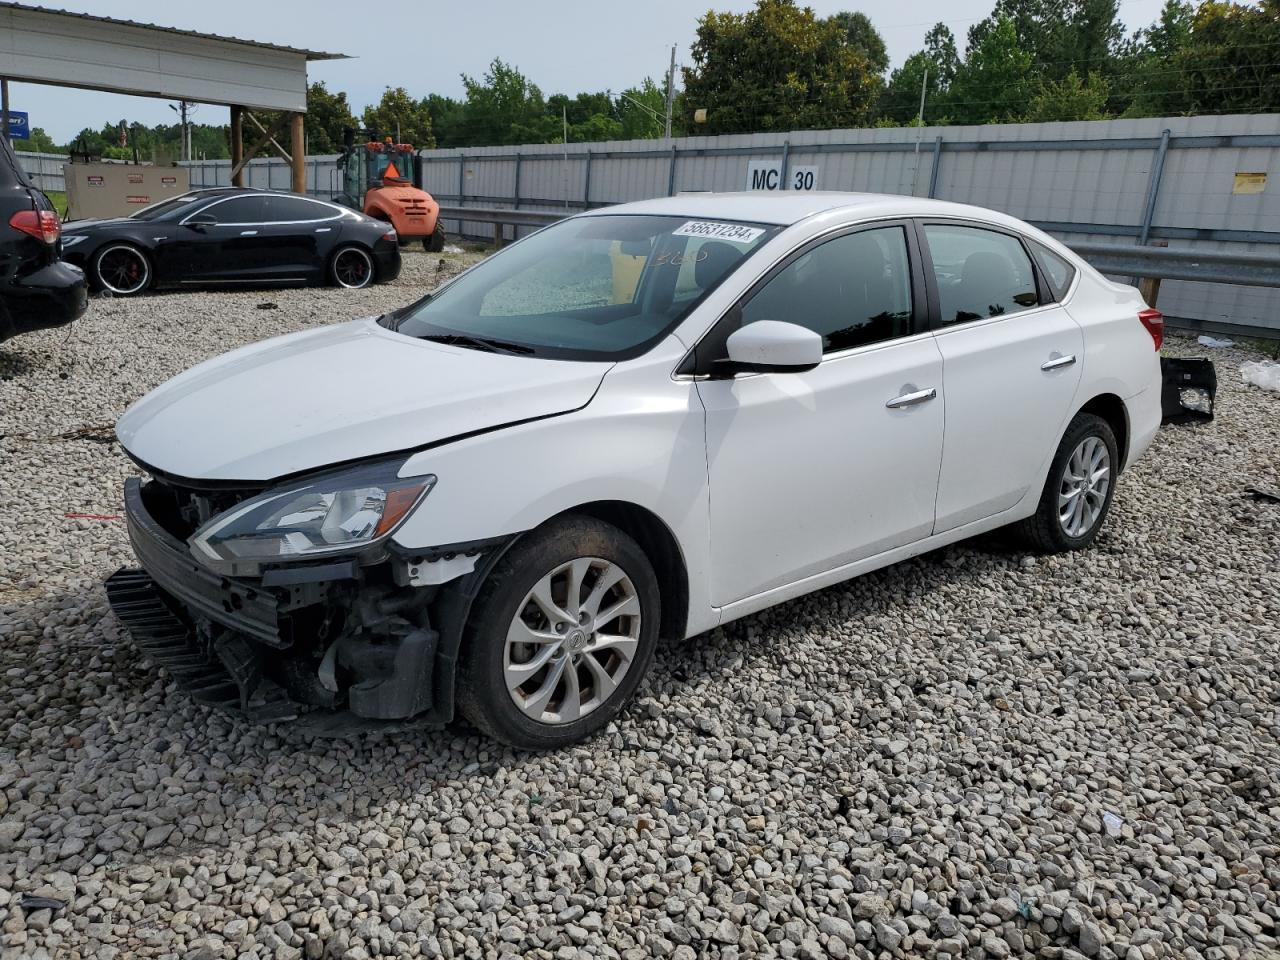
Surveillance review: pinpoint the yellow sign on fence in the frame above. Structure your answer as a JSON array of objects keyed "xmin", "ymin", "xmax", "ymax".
[{"xmin": 1233, "ymin": 172, "xmax": 1267, "ymax": 194}]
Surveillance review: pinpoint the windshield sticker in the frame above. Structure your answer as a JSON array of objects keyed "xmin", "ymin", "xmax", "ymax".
[{"xmin": 673, "ymin": 221, "xmax": 765, "ymax": 244}]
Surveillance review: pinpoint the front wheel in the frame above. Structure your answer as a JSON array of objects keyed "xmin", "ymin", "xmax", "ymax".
[
  {"xmin": 457, "ymin": 516, "xmax": 661, "ymax": 749},
  {"xmin": 330, "ymin": 245, "xmax": 375, "ymax": 289},
  {"xmin": 424, "ymin": 222, "xmax": 446, "ymax": 253},
  {"xmin": 92, "ymin": 244, "xmax": 151, "ymax": 296},
  {"xmin": 1015, "ymin": 412, "xmax": 1119, "ymax": 552}
]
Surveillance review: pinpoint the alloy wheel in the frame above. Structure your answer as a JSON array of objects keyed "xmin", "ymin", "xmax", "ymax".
[
  {"xmin": 333, "ymin": 248, "xmax": 373, "ymax": 288},
  {"xmin": 504, "ymin": 557, "xmax": 641, "ymax": 725},
  {"xmin": 96, "ymin": 245, "xmax": 149, "ymax": 295},
  {"xmin": 1059, "ymin": 435, "xmax": 1111, "ymax": 538}
]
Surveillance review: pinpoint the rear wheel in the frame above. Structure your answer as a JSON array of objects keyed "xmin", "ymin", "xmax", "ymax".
[
  {"xmin": 330, "ymin": 245, "xmax": 374, "ymax": 289},
  {"xmin": 92, "ymin": 244, "xmax": 151, "ymax": 296},
  {"xmin": 424, "ymin": 222, "xmax": 446, "ymax": 253},
  {"xmin": 1015, "ymin": 412, "xmax": 1119, "ymax": 552},
  {"xmin": 457, "ymin": 516, "xmax": 661, "ymax": 749}
]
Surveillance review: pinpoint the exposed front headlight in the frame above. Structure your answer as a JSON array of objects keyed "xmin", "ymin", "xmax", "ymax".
[
  {"xmin": 61, "ymin": 235, "xmax": 87, "ymax": 248},
  {"xmin": 189, "ymin": 460, "xmax": 434, "ymax": 575}
]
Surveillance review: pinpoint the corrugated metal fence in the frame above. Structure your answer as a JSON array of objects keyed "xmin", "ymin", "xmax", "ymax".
[
  {"xmin": 13, "ymin": 150, "xmax": 66, "ymax": 193},
  {"xmin": 18, "ymin": 113, "xmax": 1280, "ymax": 332},
  {"xmin": 419, "ymin": 114, "xmax": 1280, "ymax": 335}
]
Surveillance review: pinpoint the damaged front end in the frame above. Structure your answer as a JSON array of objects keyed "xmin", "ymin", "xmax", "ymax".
[{"xmin": 105, "ymin": 474, "xmax": 494, "ymax": 731}]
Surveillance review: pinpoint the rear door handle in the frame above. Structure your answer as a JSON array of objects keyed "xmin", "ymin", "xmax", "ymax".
[
  {"xmin": 1041, "ymin": 354, "xmax": 1077, "ymax": 371},
  {"xmin": 886, "ymin": 387, "xmax": 937, "ymax": 409},
  {"xmin": 239, "ymin": 230, "xmax": 258, "ymax": 236}
]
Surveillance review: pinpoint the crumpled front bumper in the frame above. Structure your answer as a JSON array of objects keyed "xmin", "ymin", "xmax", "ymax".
[{"xmin": 106, "ymin": 477, "xmax": 443, "ymax": 731}]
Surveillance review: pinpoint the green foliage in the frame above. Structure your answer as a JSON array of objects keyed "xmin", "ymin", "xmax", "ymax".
[
  {"xmin": 1024, "ymin": 70, "xmax": 1113, "ymax": 121},
  {"xmin": 424, "ymin": 95, "xmax": 466, "ymax": 149},
  {"xmin": 302, "ymin": 82, "xmax": 358, "ymax": 154},
  {"xmin": 947, "ymin": 17, "xmax": 1035, "ymax": 124},
  {"xmin": 682, "ymin": 0, "xmax": 882, "ymax": 134},
  {"xmin": 829, "ymin": 11, "xmax": 890, "ymax": 74},
  {"xmin": 616, "ymin": 78, "xmax": 669, "ymax": 140},
  {"xmin": 362, "ymin": 87, "xmax": 435, "ymax": 148},
  {"xmin": 456, "ymin": 59, "xmax": 555, "ymax": 146},
  {"xmin": 23, "ymin": 127, "xmax": 60, "ymax": 153}
]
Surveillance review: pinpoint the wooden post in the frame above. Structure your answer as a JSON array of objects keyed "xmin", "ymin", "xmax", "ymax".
[
  {"xmin": 1137, "ymin": 239, "xmax": 1169, "ymax": 307},
  {"xmin": 290, "ymin": 112, "xmax": 306, "ymax": 194},
  {"xmin": 230, "ymin": 105, "xmax": 244, "ymax": 187}
]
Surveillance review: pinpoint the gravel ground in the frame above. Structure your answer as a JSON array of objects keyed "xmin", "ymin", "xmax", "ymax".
[{"xmin": 0, "ymin": 264, "xmax": 1278, "ymax": 960}]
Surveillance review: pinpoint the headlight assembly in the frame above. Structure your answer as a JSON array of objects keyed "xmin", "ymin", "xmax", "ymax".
[
  {"xmin": 189, "ymin": 460, "xmax": 434, "ymax": 576},
  {"xmin": 61, "ymin": 235, "xmax": 87, "ymax": 248}
]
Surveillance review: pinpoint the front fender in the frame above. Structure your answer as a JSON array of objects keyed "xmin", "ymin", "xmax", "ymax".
[{"xmin": 392, "ymin": 347, "xmax": 717, "ymax": 637}]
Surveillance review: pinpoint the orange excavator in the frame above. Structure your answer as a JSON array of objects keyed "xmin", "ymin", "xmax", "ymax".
[{"xmin": 338, "ymin": 130, "xmax": 446, "ymax": 252}]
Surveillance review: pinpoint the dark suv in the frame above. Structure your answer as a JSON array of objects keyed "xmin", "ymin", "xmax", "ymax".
[{"xmin": 1, "ymin": 136, "xmax": 87, "ymax": 343}]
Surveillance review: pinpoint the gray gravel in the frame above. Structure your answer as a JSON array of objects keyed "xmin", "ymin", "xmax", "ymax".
[{"xmin": 1, "ymin": 268, "xmax": 1278, "ymax": 960}]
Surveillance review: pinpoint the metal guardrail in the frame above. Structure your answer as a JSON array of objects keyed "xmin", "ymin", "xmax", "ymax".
[{"xmin": 437, "ymin": 206, "xmax": 1280, "ymax": 338}]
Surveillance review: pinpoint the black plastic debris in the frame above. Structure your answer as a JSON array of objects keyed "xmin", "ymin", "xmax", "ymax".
[
  {"xmin": 1161, "ymin": 357, "xmax": 1216, "ymax": 424},
  {"xmin": 1245, "ymin": 485, "xmax": 1280, "ymax": 504},
  {"xmin": 18, "ymin": 894, "xmax": 67, "ymax": 913},
  {"xmin": 256, "ymin": 302, "xmax": 278, "ymax": 310}
]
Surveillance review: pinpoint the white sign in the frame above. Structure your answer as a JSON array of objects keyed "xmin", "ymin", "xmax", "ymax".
[
  {"xmin": 746, "ymin": 160, "xmax": 820, "ymax": 192},
  {"xmin": 673, "ymin": 221, "xmax": 766, "ymax": 244}
]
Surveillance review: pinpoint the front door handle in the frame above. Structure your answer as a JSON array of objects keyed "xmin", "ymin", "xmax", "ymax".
[
  {"xmin": 1041, "ymin": 354, "xmax": 1077, "ymax": 371},
  {"xmin": 239, "ymin": 230, "xmax": 259, "ymax": 236},
  {"xmin": 886, "ymin": 387, "xmax": 937, "ymax": 409}
]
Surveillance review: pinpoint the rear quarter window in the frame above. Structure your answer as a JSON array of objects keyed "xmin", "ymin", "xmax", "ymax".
[{"xmin": 1031, "ymin": 240, "xmax": 1077, "ymax": 301}]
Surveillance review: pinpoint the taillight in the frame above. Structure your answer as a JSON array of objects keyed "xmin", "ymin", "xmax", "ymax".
[
  {"xmin": 381, "ymin": 229, "xmax": 397, "ymax": 242},
  {"xmin": 9, "ymin": 209, "xmax": 60, "ymax": 244},
  {"xmin": 1138, "ymin": 308, "xmax": 1163, "ymax": 351}
]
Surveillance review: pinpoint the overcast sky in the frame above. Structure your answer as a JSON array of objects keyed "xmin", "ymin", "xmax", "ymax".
[{"xmin": 11, "ymin": 0, "xmax": 1168, "ymax": 143}]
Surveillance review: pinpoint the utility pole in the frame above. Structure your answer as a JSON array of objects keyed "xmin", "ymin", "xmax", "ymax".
[
  {"xmin": 170, "ymin": 100, "xmax": 191, "ymax": 161},
  {"xmin": 912, "ymin": 69, "xmax": 928, "ymax": 195},
  {"xmin": 664, "ymin": 45, "xmax": 676, "ymax": 140}
]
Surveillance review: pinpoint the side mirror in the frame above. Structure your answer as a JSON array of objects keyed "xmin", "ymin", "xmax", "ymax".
[
  {"xmin": 185, "ymin": 213, "xmax": 216, "ymax": 229},
  {"xmin": 721, "ymin": 321, "xmax": 822, "ymax": 375}
]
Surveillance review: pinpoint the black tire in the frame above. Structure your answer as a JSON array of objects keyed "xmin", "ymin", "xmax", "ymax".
[
  {"xmin": 91, "ymin": 243, "xmax": 151, "ymax": 296},
  {"xmin": 424, "ymin": 222, "xmax": 446, "ymax": 253},
  {"xmin": 1015, "ymin": 412, "xmax": 1119, "ymax": 553},
  {"xmin": 457, "ymin": 516, "xmax": 661, "ymax": 749},
  {"xmin": 330, "ymin": 245, "xmax": 375, "ymax": 289}
]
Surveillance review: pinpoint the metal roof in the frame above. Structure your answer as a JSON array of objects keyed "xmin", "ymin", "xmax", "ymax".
[{"xmin": 0, "ymin": 1, "xmax": 347, "ymax": 60}]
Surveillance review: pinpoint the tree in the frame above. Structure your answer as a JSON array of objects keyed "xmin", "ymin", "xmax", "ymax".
[
  {"xmin": 829, "ymin": 11, "xmax": 889, "ymax": 74},
  {"xmin": 878, "ymin": 23, "xmax": 958, "ymax": 124},
  {"xmin": 22, "ymin": 127, "xmax": 60, "ymax": 153},
  {"xmin": 682, "ymin": 0, "xmax": 882, "ymax": 135},
  {"xmin": 1025, "ymin": 69, "xmax": 1113, "ymax": 120},
  {"xmin": 457, "ymin": 59, "xmax": 555, "ymax": 146},
  {"xmin": 303, "ymin": 82, "xmax": 357, "ymax": 153},
  {"xmin": 616, "ymin": 78, "xmax": 669, "ymax": 139},
  {"xmin": 362, "ymin": 86, "xmax": 435, "ymax": 148},
  {"xmin": 947, "ymin": 17, "xmax": 1035, "ymax": 124},
  {"xmin": 425, "ymin": 94, "xmax": 465, "ymax": 148}
]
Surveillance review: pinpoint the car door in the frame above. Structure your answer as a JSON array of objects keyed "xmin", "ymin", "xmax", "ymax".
[
  {"xmin": 693, "ymin": 222, "xmax": 946, "ymax": 607},
  {"xmin": 256, "ymin": 195, "xmax": 338, "ymax": 278},
  {"xmin": 181, "ymin": 195, "xmax": 275, "ymax": 280},
  {"xmin": 919, "ymin": 221, "xmax": 1085, "ymax": 533}
]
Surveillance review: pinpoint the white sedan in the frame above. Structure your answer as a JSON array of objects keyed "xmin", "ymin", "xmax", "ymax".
[{"xmin": 109, "ymin": 192, "xmax": 1163, "ymax": 747}]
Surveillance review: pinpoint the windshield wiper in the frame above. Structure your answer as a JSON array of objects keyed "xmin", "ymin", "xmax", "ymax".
[{"xmin": 420, "ymin": 333, "xmax": 535, "ymax": 355}]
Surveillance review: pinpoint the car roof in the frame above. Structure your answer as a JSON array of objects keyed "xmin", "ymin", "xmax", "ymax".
[{"xmin": 585, "ymin": 191, "xmax": 1031, "ymax": 231}]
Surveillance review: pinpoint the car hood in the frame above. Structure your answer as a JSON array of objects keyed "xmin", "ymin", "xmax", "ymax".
[{"xmin": 117, "ymin": 318, "xmax": 612, "ymax": 482}]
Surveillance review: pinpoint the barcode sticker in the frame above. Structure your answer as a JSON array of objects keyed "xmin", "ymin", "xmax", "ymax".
[{"xmin": 673, "ymin": 221, "xmax": 765, "ymax": 244}]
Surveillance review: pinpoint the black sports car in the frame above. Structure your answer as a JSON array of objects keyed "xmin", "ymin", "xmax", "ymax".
[{"xmin": 61, "ymin": 188, "xmax": 401, "ymax": 296}]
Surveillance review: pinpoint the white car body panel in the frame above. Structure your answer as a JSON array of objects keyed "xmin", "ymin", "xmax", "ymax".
[
  {"xmin": 116, "ymin": 318, "xmax": 611, "ymax": 481},
  {"xmin": 117, "ymin": 192, "xmax": 1165, "ymax": 644},
  {"xmin": 697, "ymin": 333, "xmax": 945, "ymax": 606}
]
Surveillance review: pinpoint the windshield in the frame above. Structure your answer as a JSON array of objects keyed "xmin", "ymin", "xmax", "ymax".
[
  {"xmin": 384, "ymin": 214, "xmax": 779, "ymax": 360},
  {"xmin": 129, "ymin": 193, "xmax": 204, "ymax": 222}
]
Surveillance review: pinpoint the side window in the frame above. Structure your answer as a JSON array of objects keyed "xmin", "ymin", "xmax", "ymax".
[
  {"xmin": 1031, "ymin": 240, "xmax": 1076, "ymax": 301},
  {"xmin": 203, "ymin": 196, "xmax": 269, "ymax": 224},
  {"xmin": 740, "ymin": 226, "xmax": 913, "ymax": 354},
  {"xmin": 267, "ymin": 196, "xmax": 337, "ymax": 222},
  {"xmin": 923, "ymin": 225, "xmax": 1040, "ymax": 325}
]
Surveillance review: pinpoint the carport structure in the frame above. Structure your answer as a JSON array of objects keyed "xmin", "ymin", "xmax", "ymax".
[{"xmin": 0, "ymin": 2, "xmax": 346, "ymax": 193}]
